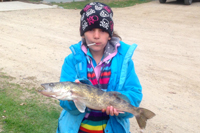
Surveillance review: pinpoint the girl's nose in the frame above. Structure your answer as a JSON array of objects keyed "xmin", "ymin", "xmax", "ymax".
[{"xmin": 93, "ymin": 29, "xmax": 100, "ymax": 39}]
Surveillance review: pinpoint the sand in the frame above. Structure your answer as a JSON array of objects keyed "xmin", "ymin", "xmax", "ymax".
[{"xmin": 0, "ymin": 1, "xmax": 200, "ymax": 132}]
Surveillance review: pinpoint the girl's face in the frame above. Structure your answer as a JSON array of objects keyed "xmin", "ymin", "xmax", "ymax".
[{"xmin": 83, "ymin": 28, "xmax": 111, "ymax": 54}]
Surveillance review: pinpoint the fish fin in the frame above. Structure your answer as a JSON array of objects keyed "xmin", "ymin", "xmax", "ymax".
[
  {"xmin": 73, "ymin": 100, "xmax": 86, "ymax": 113},
  {"xmin": 107, "ymin": 91, "xmax": 131, "ymax": 103},
  {"xmin": 78, "ymin": 78, "xmax": 93, "ymax": 86},
  {"xmin": 135, "ymin": 108, "xmax": 155, "ymax": 129}
]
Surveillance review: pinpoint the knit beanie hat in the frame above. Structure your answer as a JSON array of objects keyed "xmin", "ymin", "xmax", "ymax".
[{"xmin": 80, "ymin": 2, "xmax": 114, "ymax": 37}]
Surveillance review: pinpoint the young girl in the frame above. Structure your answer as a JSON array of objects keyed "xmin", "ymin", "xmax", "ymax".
[{"xmin": 57, "ymin": 2, "xmax": 142, "ymax": 133}]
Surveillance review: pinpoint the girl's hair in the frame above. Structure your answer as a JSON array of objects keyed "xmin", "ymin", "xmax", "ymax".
[{"xmin": 113, "ymin": 31, "xmax": 122, "ymax": 40}]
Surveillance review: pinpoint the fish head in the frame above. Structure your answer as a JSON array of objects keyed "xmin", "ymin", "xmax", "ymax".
[{"xmin": 39, "ymin": 82, "xmax": 73, "ymax": 100}]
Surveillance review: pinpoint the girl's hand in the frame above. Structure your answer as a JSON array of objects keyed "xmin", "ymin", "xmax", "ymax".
[
  {"xmin": 102, "ymin": 106, "xmax": 119, "ymax": 116},
  {"xmin": 75, "ymin": 79, "xmax": 81, "ymax": 84}
]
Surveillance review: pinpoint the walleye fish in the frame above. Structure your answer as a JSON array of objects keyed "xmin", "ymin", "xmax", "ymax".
[{"xmin": 39, "ymin": 81, "xmax": 155, "ymax": 129}]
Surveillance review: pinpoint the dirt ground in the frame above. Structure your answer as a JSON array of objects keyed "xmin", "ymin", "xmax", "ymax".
[{"xmin": 0, "ymin": 1, "xmax": 200, "ymax": 132}]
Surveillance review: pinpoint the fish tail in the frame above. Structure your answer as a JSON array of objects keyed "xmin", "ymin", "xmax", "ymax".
[{"xmin": 134, "ymin": 107, "xmax": 155, "ymax": 129}]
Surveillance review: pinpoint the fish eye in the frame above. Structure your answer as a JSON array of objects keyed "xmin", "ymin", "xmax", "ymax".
[{"xmin": 49, "ymin": 83, "xmax": 54, "ymax": 87}]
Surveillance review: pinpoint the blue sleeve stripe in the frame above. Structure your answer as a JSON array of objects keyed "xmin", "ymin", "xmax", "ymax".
[{"xmin": 118, "ymin": 44, "xmax": 137, "ymax": 91}]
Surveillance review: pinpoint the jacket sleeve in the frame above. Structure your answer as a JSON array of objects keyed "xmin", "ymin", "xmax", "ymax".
[
  {"xmin": 59, "ymin": 54, "xmax": 81, "ymax": 115},
  {"xmin": 117, "ymin": 59, "xmax": 143, "ymax": 118}
]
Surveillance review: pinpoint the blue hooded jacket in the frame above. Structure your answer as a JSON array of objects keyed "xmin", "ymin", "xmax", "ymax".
[{"xmin": 56, "ymin": 41, "xmax": 143, "ymax": 133}]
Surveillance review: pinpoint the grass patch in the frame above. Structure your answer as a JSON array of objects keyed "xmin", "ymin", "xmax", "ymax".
[
  {"xmin": 21, "ymin": 0, "xmax": 151, "ymax": 9},
  {"xmin": 0, "ymin": 72, "xmax": 62, "ymax": 133},
  {"xmin": 52, "ymin": 0, "xmax": 151, "ymax": 9}
]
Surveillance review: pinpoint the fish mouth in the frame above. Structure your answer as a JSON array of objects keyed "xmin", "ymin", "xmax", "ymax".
[
  {"xmin": 39, "ymin": 83, "xmax": 56, "ymax": 98},
  {"xmin": 41, "ymin": 83, "xmax": 53, "ymax": 91},
  {"xmin": 41, "ymin": 84, "xmax": 46, "ymax": 89},
  {"xmin": 38, "ymin": 89, "xmax": 57, "ymax": 98}
]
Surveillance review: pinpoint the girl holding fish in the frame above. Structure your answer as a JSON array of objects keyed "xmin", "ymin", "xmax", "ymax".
[{"xmin": 57, "ymin": 2, "xmax": 143, "ymax": 133}]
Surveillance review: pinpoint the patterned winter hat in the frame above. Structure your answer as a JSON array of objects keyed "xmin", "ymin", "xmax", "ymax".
[{"xmin": 80, "ymin": 2, "xmax": 114, "ymax": 37}]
